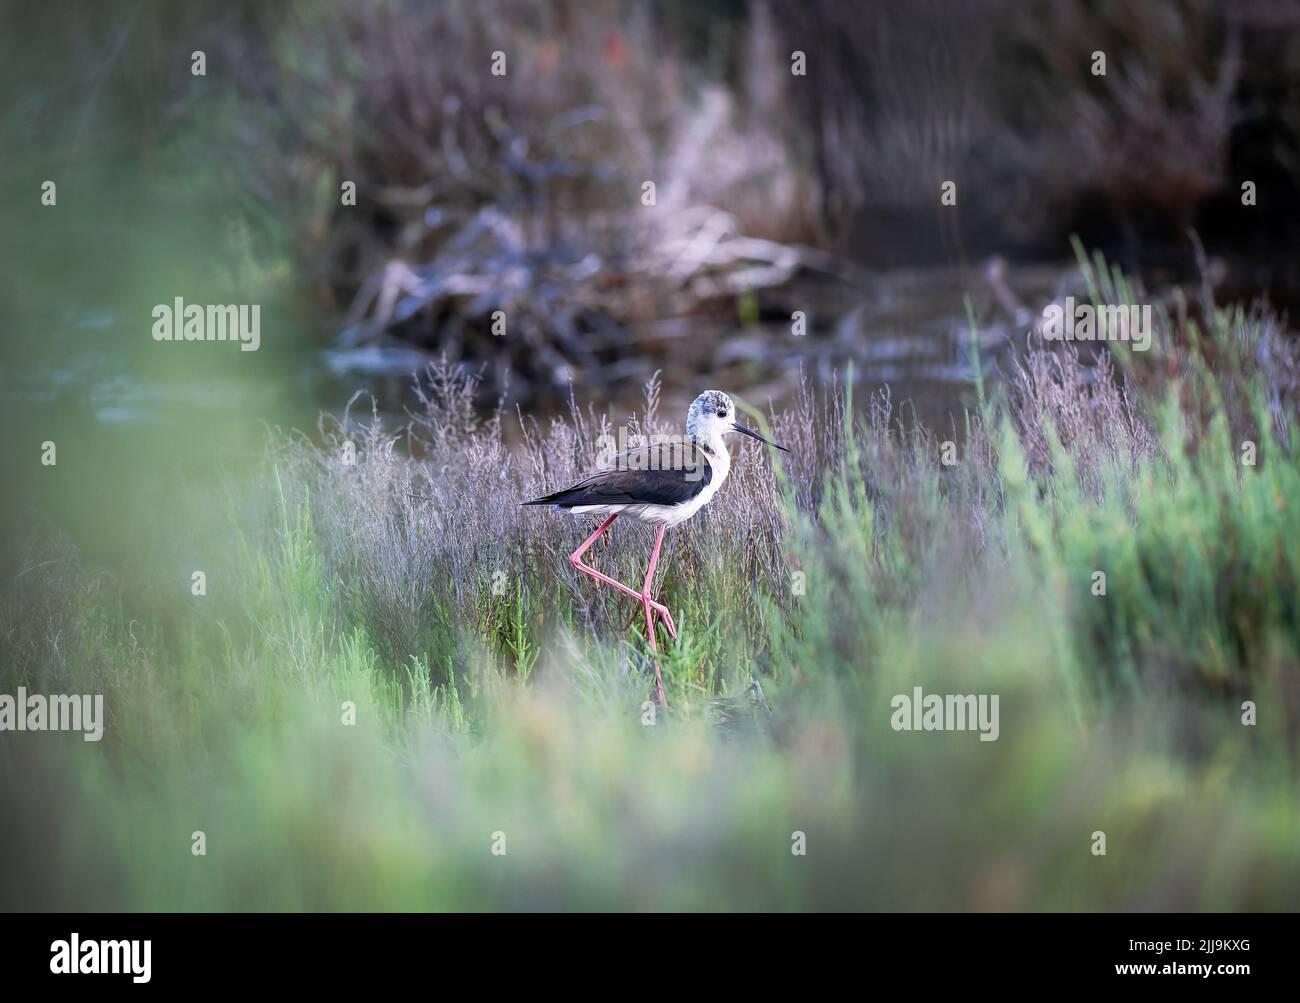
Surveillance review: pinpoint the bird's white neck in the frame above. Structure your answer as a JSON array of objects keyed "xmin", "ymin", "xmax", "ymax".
[{"xmin": 696, "ymin": 432, "xmax": 731, "ymax": 483}]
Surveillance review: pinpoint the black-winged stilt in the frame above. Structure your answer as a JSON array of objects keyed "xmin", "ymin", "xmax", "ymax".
[{"xmin": 525, "ymin": 390, "xmax": 789, "ymax": 704}]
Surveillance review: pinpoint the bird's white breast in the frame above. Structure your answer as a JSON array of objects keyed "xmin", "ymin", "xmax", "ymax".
[{"xmin": 656, "ymin": 441, "xmax": 729, "ymax": 525}]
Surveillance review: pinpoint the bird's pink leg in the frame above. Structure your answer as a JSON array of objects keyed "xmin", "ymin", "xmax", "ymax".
[
  {"xmin": 641, "ymin": 524, "xmax": 671, "ymax": 706},
  {"xmin": 568, "ymin": 514, "xmax": 642, "ymax": 600},
  {"xmin": 641, "ymin": 525, "xmax": 676, "ymax": 638},
  {"xmin": 569, "ymin": 515, "xmax": 675, "ymax": 626}
]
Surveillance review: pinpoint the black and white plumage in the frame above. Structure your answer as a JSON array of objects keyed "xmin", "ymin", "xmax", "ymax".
[
  {"xmin": 524, "ymin": 390, "xmax": 786, "ymax": 526},
  {"xmin": 523, "ymin": 446, "xmax": 715, "ymax": 523}
]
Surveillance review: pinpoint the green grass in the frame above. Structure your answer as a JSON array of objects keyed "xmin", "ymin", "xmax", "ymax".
[{"xmin": 4, "ymin": 264, "xmax": 1300, "ymax": 910}]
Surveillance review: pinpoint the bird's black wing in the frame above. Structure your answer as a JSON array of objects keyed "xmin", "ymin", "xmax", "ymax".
[{"xmin": 524, "ymin": 449, "xmax": 713, "ymax": 508}]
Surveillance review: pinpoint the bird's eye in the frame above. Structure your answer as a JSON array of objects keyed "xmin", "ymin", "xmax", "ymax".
[{"xmin": 717, "ymin": 409, "xmax": 727, "ymax": 417}]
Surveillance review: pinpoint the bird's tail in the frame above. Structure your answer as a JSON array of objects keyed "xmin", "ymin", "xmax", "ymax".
[{"xmin": 522, "ymin": 490, "xmax": 564, "ymax": 506}]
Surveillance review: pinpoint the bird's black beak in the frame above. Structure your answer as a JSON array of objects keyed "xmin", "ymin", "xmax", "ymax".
[{"xmin": 732, "ymin": 422, "xmax": 791, "ymax": 452}]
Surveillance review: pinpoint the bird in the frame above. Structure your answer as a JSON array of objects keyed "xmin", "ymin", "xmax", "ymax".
[{"xmin": 524, "ymin": 390, "xmax": 789, "ymax": 705}]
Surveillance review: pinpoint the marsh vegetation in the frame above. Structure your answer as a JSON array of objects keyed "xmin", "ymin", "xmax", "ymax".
[{"xmin": 3, "ymin": 1, "xmax": 1300, "ymax": 910}]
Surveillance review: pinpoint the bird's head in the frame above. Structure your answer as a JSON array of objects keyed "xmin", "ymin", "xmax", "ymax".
[{"xmin": 686, "ymin": 390, "xmax": 790, "ymax": 452}]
